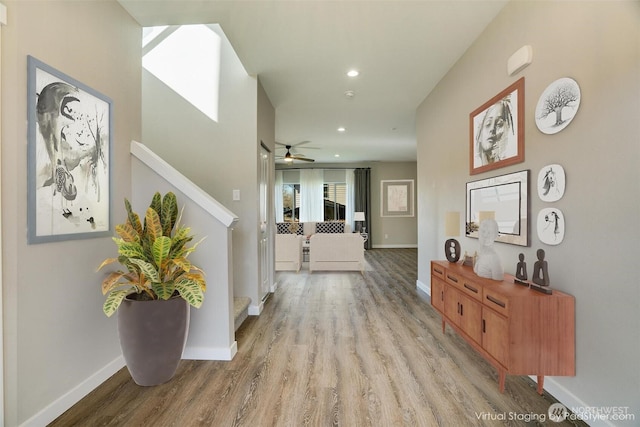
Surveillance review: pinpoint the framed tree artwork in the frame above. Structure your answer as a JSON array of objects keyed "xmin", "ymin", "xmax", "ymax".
[
  {"xmin": 27, "ymin": 56, "xmax": 112, "ymax": 243},
  {"xmin": 535, "ymin": 77, "xmax": 581, "ymax": 134},
  {"xmin": 470, "ymin": 77, "xmax": 525, "ymax": 175}
]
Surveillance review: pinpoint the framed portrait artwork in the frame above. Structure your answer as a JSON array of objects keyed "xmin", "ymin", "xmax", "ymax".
[
  {"xmin": 381, "ymin": 180, "xmax": 414, "ymax": 217},
  {"xmin": 469, "ymin": 77, "xmax": 525, "ymax": 175},
  {"xmin": 27, "ymin": 56, "xmax": 112, "ymax": 243}
]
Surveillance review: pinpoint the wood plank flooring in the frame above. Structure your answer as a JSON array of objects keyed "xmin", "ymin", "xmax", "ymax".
[{"xmin": 50, "ymin": 249, "xmax": 584, "ymax": 426}]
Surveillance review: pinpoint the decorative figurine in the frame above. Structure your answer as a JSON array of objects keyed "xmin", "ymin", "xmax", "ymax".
[
  {"xmin": 473, "ymin": 219, "xmax": 504, "ymax": 281},
  {"xmin": 514, "ymin": 253, "xmax": 528, "ymax": 286},
  {"xmin": 531, "ymin": 248, "xmax": 552, "ymax": 294},
  {"xmin": 445, "ymin": 238, "xmax": 461, "ymax": 263},
  {"xmin": 463, "ymin": 251, "xmax": 477, "ymax": 267}
]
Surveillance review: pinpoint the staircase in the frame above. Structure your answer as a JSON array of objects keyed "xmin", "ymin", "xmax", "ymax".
[{"xmin": 234, "ymin": 297, "xmax": 251, "ymax": 331}]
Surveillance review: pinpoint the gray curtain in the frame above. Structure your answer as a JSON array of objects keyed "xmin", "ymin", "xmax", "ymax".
[{"xmin": 354, "ymin": 168, "xmax": 371, "ymax": 249}]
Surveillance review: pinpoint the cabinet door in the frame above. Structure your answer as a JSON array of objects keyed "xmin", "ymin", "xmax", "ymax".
[
  {"xmin": 431, "ymin": 277, "xmax": 445, "ymax": 314},
  {"xmin": 458, "ymin": 292, "xmax": 482, "ymax": 344},
  {"xmin": 482, "ymin": 307, "xmax": 509, "ymax": 367},
  {"xmin": 444, "ymin": 287, "xmax": 482, "ymax": 344}
]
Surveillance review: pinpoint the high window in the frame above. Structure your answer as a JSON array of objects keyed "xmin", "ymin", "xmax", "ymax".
[{"xmin": 142, "ymin": 24, "xmax": 221, "ymax": 122}]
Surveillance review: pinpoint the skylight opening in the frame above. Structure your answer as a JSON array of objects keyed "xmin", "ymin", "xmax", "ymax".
[
  {"xmin": 142, "ymin": 26, "xmax": 168, "ymax": 47},
  {"xmin": 142, "ymin": 24, "xmax": 221, "ymax": 122}
]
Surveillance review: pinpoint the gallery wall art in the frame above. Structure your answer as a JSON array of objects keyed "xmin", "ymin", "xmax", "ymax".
[
  {"xmin": 469, "ymin": 77, "xmax": 525, "ymax": 175},
  {"xmin": 537, "ymin": 164, "xmax": 565, "ymax": 202},
  {"xmin": 27, "ymin": 56, "xmax": 112, "ymax": 243},
  {"xmin": 535, "ymin": 77, "xmax": 581, "ymax": 134}
]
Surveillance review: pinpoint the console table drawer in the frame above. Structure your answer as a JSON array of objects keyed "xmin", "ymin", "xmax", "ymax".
[
  {"xmin": 431, "ymin": 263, "xmax": 446, "ymax": 280},
  {"xmin": 445, "ymin": 271, "xmax": 482, "ymax": 302},
  {"xmin": 483, "ymin": 290, "xmax": 509, "ymax": 317}
]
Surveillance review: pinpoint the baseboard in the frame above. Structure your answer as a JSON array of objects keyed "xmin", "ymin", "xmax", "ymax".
[
  {"xmin": 183, "ymin": 341, "xmax": 238, "ymax": 361},
  {"xmin": 371, "ymin": 244, "xmax": 418, "ymax": 249},
  {"xmin": 416, "ymin": 279, "xmax": 430, "ymax": 296},
  {"xmin": 248, "ymin": 301, "xmax": 263, "ymax": 316},
  {"xmin": 529, "ymin": 376, "xmax": 614, "ymax": 427},
  {"xmin": 21, "ymin": 355, "xmax": 125, "ymax": 427}
]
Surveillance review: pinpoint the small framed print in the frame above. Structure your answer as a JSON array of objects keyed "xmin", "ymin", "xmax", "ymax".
[
  {"xmin": 27, "ymin": 56, "xmax": 112, "ymax": 243},
  {"xmin": 381, "ymin": 180, "xmax": 414, "ymax": 217},
  {"xmin": 537, "ymin": 164, "xmax": 566, "ymax": 202},
  {"xmin": 537, "ymin": 208, "xmax": 565, "ymax": 245},
  {"xmin": 535, "ymin": 77, "xmax": 580, "ymax": 134},
  {"xmin": 470, "ymin": 77, "xmax": 525, "ymax": 175}
]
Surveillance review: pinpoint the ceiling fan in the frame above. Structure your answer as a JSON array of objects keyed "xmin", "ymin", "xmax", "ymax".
[{"xmin": 275, "ymin": 141, "xmax": 316, "ymax": 163}]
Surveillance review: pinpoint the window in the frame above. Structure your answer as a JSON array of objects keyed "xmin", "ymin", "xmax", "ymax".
[
  {"xmin": 282, "ymin": 184, "xmax": 300, "ymax": 222},
  {"xmin": 142, "ymin": 24, "xmax": 221, "ymax": 122},
  {"xmin": 324, "ymin": 183, "xmax": 346, "ymax": 221}
]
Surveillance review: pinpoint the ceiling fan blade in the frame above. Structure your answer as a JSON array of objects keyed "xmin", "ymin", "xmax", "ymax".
[
  {"xmin": 291, "ymin": 140, "xmax": 311, "ymax": 147},
  {"xmin": 290, "ymin": 155, "xmax": 315, "ymax": 162}
]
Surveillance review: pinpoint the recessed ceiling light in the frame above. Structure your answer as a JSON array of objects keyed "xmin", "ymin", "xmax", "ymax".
[
  {"xmin": 334, "ymin": 154, "xmax": 340, "ymax": 158},
  {"xmin": 337, "ymin": 127, "xmax": 346, "ymax": 132},
  {"xmin": 347, "ymin": 69, "xmax": 359, "ymax": 77}
]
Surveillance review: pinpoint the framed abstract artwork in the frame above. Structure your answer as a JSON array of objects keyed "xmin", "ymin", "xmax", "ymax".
[
  {"xmin": 27, "ymin": 56, "xmax": 112, "ymax": 243},
  {"xmin": 381, "ymin": 179, "xmax": 414, "ymax": 217},
  {"xmin": 470, "ymin": 77, "xmax": 525, "ymax": 175}
]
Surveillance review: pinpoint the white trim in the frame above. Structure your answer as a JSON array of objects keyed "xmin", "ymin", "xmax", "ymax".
[
  {"xmin": 183, "ymin": 342, "xmax": 238, "ymax": 361},
  {"xmin": 248, "ymin": 301, "xmax": 263, "ymax": 316},
  {"xmin": 130, "ymin": 141, "xmax": 238, "ymax": 228},
  {"xmin": 270, "ymin": 281, "xmax": 279, "ymax": 293},
  {"xmin": 20, "ymin": 356, "xmax": 125, "ymax": 427},
  {"xmin": 371, "ymin": 244, "xmax": 418, "ymax": 249},
  {"xmin": 529, "ymin": 376, "xmax": 614, "ymax": 427},
  {"xmin": 416, "ymin": 279, "xmax": 430, "ymax": 296}
]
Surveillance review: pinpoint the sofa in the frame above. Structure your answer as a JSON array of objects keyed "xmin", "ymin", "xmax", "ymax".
[
  {"xmin": 275, "ymin": 221, "xmax": 363, "ymax": 273},
  {"xmin": 309, "ymin": 232, "xmax": 365, "ymax": 273},
  {"xmin": 275, "ymin": 233, "xmax": 303, "ymax": 272}
]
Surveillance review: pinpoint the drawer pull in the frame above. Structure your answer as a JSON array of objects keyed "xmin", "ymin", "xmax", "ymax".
[
  {"xmin": 447, "ymin": 274, "xmax": 459, "ymax": 283},
  {"xmin": 464, "ymin": 283, "xmax": 478, "ymax": 293},
  {"xmin": 486, "ymin": 295, "xmax": 506, "ymax": 308},
  {"xmin": 482, "ymin": 319, "xmax": 486, "ymax": 333},
  {"xmin": 434, "ymin": 267, "xmax": 443, "ymax": 274}
]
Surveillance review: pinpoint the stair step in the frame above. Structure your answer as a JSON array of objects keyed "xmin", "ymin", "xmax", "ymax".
[{"xmin": 234, "ymin": 297, "xmax": 251, "ymax": 331}]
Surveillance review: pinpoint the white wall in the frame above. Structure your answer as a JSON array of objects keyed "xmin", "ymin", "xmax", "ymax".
[
  {"xmin": 416, "ymin": 0, "xmax": 639, "ymax": 422},
  {"xmin": 142, "ymin": 25, "xmax": 263, "ymax": 312},
  {"xmin": 1, "ymin": 0, "xmax": 141, "ymax": 424}
]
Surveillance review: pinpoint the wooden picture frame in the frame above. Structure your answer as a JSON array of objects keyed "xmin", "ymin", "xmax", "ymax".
[
  {"xmin": 381, "ymin": 179, "xmax": 414, "ymax": 217},
  {"xmin": 470, "ymin": 77, "xmax": 524, "ymax": 175},
  {"xmin": 27, "ymin": 56, "xmax": 112, "ymax": 243}
]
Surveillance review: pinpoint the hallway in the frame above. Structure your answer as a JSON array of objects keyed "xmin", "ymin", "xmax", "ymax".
[{"xmin": 50, "ymin": 249, "xmax": 581, "ymax": 426}]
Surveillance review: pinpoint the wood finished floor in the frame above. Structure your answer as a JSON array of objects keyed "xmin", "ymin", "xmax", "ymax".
[{"xmin": 50, "ymin": 249, "xmax": 584, "ymax": 426}]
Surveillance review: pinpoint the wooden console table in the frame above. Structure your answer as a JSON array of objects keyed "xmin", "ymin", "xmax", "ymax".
[{"xmin": 431, "ymin": 260, "xmax": 575, "ymax": 394}]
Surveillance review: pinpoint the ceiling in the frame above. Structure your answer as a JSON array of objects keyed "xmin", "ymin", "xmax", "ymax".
[{"xmin": 118, "ymin": 0, "xmax": 508, "ymax": 164}]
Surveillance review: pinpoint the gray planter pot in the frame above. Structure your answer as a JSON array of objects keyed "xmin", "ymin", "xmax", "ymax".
[{"xmin": 117, "ymin": 295, "xmax": 190, "ymax": 386}]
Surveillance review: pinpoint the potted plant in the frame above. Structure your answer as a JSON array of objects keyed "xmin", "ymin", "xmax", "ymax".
[{"xmin": 98, "ymin": 191, "xmax": 206, "ymax": 386}]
